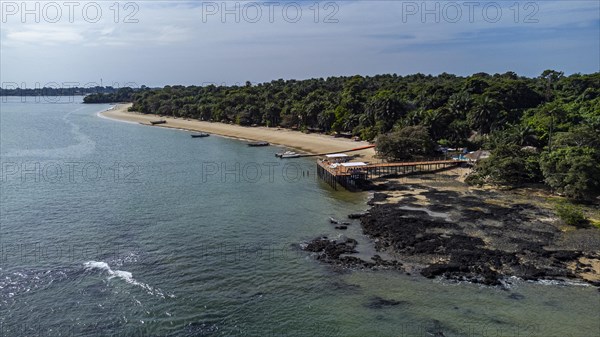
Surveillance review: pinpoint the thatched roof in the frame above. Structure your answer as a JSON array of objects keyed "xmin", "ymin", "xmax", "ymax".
[{"xmin": 465, "ymin": 150, "xmax": 490, "ymax": 161}]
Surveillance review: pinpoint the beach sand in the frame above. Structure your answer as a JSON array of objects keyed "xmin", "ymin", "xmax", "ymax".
[{"xmin": 101, "ymin": 103, "xmax": 378, "ymax": 162}]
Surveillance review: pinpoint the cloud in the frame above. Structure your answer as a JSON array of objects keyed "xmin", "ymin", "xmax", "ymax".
[
  {"xmin": 0, "ymin": 0, "xmax": 597, "ymax": 86},
  {"xmin": 5, "ymin": 26, "xmax": 84, "ymax": 45}
]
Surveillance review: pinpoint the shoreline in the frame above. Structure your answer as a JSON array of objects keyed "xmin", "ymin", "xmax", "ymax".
[
  {"xmin": 303, "ymin": 170, "xmax": 600, "ymax": 287},
  {"xmin": 100, "ymin": 103, "xmax": 377, "ymax": 161},
  {"xmin": 99, "ymin": 103, "xmax": 600, "ymax": 288}
]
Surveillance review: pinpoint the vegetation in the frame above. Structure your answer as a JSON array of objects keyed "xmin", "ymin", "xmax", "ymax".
[
  {"xmin": 539, "ymin": 125, "xmax": 600, "ymax": 200},
  {"xmin": 466, "ymin": 143, "xmax": 542, "ymax": 186},
  {"xmin": 375, "ymin": 126, "xmax": 436, "ymax": 161},
  {"xmin": 554, "ymin": 201, "xmax": 588, "ymax": 227},
  {"xmin": 86, "ymin": 70, "xmax": 598, "ymax": 200},
  {"xmin": 0, "ymin": 86, "xmax": 126, "ymax": 97},
  {"xmin": 83, "ymin": 87, "xmax": 139, "ymax": 103}
]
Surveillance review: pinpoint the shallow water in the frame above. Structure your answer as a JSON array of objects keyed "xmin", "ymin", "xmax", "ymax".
[
  {"xmin": 397, "ymin": 205, "xmax": 452, "ymax": 221},
  {"xmin": 1, "ymin": 97, "xmax": 598, "ymax": 336}
]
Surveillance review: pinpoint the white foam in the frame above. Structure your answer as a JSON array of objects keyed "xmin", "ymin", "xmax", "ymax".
[
  {"xmin": 84, "ymin": 261, "xmax": 111, "ymax": 271},
  {"xmin": 83, "ymin": 261, "xmax": 174, "ymax": 298},
  {"xmin": 531, "ymin": 279, "xmax": 590, "ymax": 287}
]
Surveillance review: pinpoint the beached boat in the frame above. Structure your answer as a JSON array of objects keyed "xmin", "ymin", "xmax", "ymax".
[
  {"xmin": 333, "ymin": 132, "xmax": 353, "ymax": 138},
  {"xmin": 150, "ymin": 120, "xmax": 167, "ymax": 125},
  {"xmin": 248, "ymin": 141, "xmax": 270, "ymax": 147},
  {"xmin": 275, "ymin": 151, "xmax": 300, "ymax": 158},
  {"xmin": 280, "ymin": 151, "xmax": 300, "ymax": 159},
  {"xmin": 191, "ymin": 133, "xmax": 210, "ymax": 138}
]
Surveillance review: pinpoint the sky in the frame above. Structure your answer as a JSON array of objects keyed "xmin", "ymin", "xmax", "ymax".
[{"xmin": 1, "ymin": 0, "xmax": 599, "ymax": 88}]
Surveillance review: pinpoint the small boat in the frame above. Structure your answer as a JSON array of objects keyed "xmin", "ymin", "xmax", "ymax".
[
  {"xmin": 276, "ymin": 151, "xmax": 300, "ymax": 158},
  {"xmin": 150, "ymin": 120, "xmax": 167, "ymax": 125},
  {"xmin": 191, "ymin": 133, "xmax": 210, "ymax": 138},
  {"xmin": 329, "ymin": 217, "xmax": 339, "ymax": 224},
  {"xmin": 281, "ymin": 152, "xmax": 300, "ymax": 158},
  {"xmin": 248, "ymin": 141, "xmax": 270, "ymax": 147},
  {"xmin": 348, "ymin": 213, "xmax": 367, "ymax": 219},
  {"xmin": 333, "ymin": 132, "xmax": 353, "ymax": 138}
]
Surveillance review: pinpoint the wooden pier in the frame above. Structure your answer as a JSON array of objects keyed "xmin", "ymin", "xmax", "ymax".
[
  {"xmin": 317, "ymin": 158, "xmax": 466, "ymax": 191},
  {"xmin": 316, "ymin": 160, "xmax": 368, "ymax": 191}
]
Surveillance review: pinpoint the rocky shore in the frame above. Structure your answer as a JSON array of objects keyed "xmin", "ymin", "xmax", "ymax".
[{"xmin": 302, "ymin": 170, "xmax": 600, "ymax": 288}]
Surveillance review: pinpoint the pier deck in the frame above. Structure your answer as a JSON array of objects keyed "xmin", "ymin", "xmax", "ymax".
[{"xmin": 317, "ymin": 159, "xmax": 466, "ymax": 190}]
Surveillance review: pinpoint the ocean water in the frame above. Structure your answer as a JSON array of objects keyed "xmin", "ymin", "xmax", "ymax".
[{"xmin": 0, "ymin": 97, "xmax": 598, "ymax": 337}]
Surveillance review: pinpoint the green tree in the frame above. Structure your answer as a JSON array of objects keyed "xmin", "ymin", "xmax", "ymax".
[
  {"xmin": 469, "ymin": 144, "xmax": 542, "ymax": 186},
  {"xmin": 375, "ymin": 126, "xmax": 436, "ymax": 161},
  {"xmin": 468, "ymin": 96, "xmax": 500, "ymax": 134},
  {"xmin": 540, "ymin": 146, "xmax": 600, "ymax": 200},
  {"xmin": 365, "ymin": 90, "xmax": 408, "ymax": 133}
]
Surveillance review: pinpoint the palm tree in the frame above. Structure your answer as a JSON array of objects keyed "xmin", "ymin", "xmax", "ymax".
[
  {"xmin": 469, "ymin": 96, "xmax": 499, "ymax": 134},
  {"xmin": 447, "ymin": 92, "xmax": 471, "ymax": 118},
  {"xmin": 513, "ymin": 124, "xmax": 538, "ymax": 147}
]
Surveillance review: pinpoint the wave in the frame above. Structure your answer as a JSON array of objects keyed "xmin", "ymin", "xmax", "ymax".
[
  {"xmin": 83, "ymin": 261, "xmax": 174, "ymax": 299},
  {"xmin": 432, "ymin": 275, "xmax": 592, "ymax": 290},
  {"xmin": 0, "ymin": 268, "xmax": 70, "ymax": 301}
]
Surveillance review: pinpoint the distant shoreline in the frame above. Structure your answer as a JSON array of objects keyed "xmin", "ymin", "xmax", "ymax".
[{"xmin": 99, "ymin": 103, "xmax": 377, "ymax": 161}]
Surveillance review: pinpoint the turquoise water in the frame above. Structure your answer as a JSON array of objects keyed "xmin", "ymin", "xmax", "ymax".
[{"xmin": 1, "ymin": 97, "xmax": 598, "ymax": 336}]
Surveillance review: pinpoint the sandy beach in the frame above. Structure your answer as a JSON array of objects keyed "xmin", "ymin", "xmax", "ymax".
[{"xmin": 101, "ymin": 103, "xmax": 377, "ymax": 162}]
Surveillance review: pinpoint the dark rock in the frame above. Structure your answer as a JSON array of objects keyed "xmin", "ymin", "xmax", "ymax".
[
  {"xmin": 301, "ymin": 236, "xmax": 402, "ymax": 270},
  {"xmin": 368, "ymin": 193, "xmax": 389, "ymax": 205},
  {"xmin": 303, "ymin": 237, "xmax": 357, "ymax": 261},
  {"xmin": 552, "ymin": 251, "xmax": 582, "ymax": 262},
  {"xmin": 425, "ymin": 319, "xmax": 447, "ymax": 337},
  {"xmin": 359, "ymin": 193, "xmax": 588, "ymax": 286},
  {"xmin": 508, "ymin": 293, "xmax": 525, "ymax": 300},
  {"xmin": 365, "ymin": 296, "xmax": 406, "ymax": 309},
  {"xmin": 329, "ymin": 281, "xmax": 361, "ymax": 292},
  {"xmin": 348, "ymin": 212, "xmax": 367, "ymax": 219}
]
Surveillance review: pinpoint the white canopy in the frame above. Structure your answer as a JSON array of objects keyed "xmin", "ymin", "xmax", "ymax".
[
  {"xmin": 340, "ymin": 162, "xmax": 367, "ymax": 167},
  {"xmin": 325, "ymin": 153, "xmax": 349, "ymax": 158}
]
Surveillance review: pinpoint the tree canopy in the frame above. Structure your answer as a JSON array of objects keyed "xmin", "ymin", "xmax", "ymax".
[
  {"xmin": 375, "ymin": 126, "xmax": 436, "ymax": 161},
  {"xmin": 85, "ymin": 70, "xmax": 599, "ymax": 200}
]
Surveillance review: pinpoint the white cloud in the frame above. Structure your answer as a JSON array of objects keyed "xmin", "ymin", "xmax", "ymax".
[
  {"xmin": 5, "ymin": 26, "xmax": 84, "ymax": 45},
  {"xmin": 0, "ymin": 0, "xmax": 597, "ymax": 85}
]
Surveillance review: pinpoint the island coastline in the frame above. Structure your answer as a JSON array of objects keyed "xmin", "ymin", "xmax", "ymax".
[
  {"xmin": 100, "ymin": 103, "xmax": 377, "ymax": 161},
  {"xmin": 99, "ymin": 103, "xmax": 600, "ymax": 289}
]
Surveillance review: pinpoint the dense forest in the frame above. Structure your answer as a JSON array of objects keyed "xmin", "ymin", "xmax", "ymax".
[
  {"xmin": 83, "ymin": 87, "xmax": 138, "ymax": 103},
  {"xmin": 93, "ymin": 71, "xmax": 600, "ymax": 200}
]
